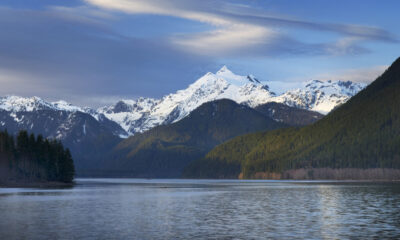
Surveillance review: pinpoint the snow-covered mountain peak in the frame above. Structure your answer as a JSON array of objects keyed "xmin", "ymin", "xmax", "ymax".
[
  {"xmin": 0, "ymin": 95, "xmax": 89, "ymax": 113},
  {"xmin": 215, "ymin": 65, "xmax": 262, "ymax": 86},
  {"xmin": 97, "ymin": 97, "xmax": 159, "ymax": 133},
  {"xmin": 99, "ymin": 67, "xmax": 275, "ymax": 135},
  {"xmin": 303, "ymin": 79, "xmax": 366, "ymax": 96},
  {"xmin": 188, "ymin": 72, "xmax": 226, "ymax": 89},
  {"xmin": 52, "ymin": 100, "xmax": 84, "ymax": 112},
  {"xmin": 216, "ymin": 65, "xmax": 229, "ymax": 74},
  {"xmin": 99, "ymin": 97, "xmax": 159, "ymax": 114},
  {"xmin": 272, "ymin": 79, "xmax": 366, "ymax": 114},
  {"xmin": 0, "ymin": 95, "xmax": 54, "ymax": 112}
]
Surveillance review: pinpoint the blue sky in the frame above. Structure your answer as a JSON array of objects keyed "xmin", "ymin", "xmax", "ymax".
[{"xmin": 0, "ymin": 0, "xmax": 399, "ymax": 106}]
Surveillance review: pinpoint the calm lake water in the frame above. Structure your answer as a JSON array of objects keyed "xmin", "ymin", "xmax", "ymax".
[{"xmin": 0, "ymin": 179, "xmax": 399, "ymax": 239}]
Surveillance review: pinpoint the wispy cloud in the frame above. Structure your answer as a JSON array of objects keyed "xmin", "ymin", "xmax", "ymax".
[{"xmin": 85, "ymin": 0, "xmax": 397, "ymax": 57}]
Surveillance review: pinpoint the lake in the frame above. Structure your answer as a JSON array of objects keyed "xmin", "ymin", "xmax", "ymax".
[{"xmin": 0, "ymin": 179, "xmax": 399, "ymax": 239}]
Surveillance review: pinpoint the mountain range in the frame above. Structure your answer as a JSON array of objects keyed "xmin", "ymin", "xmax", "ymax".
[
  {"xmin": 0, "ymin": 66, "xmax": 364, "ymax": 137},
  {"xmin": 99, "ymin": 66, "xmax": 365, "ymax": 135},
  {"xmin": 0, "ymin": 66, "xmax": 364, "ymax": 175}
]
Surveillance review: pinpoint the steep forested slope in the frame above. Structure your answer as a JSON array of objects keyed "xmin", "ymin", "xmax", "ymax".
[{"xmin": 184, "ymin": 57, "xmax": 400, "ymax": 179}]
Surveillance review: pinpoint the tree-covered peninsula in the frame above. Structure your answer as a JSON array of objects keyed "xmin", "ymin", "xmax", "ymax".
[{"xmin": 0, "ymin": 130, "xmax": 75, "ymax": 186}]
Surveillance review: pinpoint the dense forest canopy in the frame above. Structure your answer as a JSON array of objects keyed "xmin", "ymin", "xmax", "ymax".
[{"xmin": 0, "ymin": 130, "xmax": 75, "ymax": 183}]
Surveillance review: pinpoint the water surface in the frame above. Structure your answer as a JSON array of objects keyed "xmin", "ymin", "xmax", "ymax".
[{"xmin": 0, "ymin": 179, "xmax": 399, "ymax": 239}]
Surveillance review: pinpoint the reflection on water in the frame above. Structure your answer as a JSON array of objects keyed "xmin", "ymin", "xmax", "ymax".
[{"xmin": 0, "ymin": 179, "xmax": 399, "ymax": 239}]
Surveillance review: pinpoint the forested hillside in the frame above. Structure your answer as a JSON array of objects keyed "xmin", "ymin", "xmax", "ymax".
[
  {"xmin": 0, "ymin": 130, "xmax": 75, "ymax": 184},
  {"xmin": 184, "ymin": 57, "xmax": 400, "ymax": 179},
  {"xmin": 101, "ymin": 99, "xmax": 286, "ymax": 178}
]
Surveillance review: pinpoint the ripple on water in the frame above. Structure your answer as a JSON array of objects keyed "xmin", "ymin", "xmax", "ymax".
[{"xmin": 0, "ymin": 179, "xmax": 399, "ymax": 239}]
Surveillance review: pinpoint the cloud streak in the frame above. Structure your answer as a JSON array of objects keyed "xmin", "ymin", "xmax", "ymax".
[{"xmin": 85, "ymin": 0, "xmax": 397, "ymax": 57}]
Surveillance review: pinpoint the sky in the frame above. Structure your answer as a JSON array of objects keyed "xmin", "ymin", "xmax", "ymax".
[{"xmin": 0, "ymin": 0, "xmax": 399, "ymax": 107}]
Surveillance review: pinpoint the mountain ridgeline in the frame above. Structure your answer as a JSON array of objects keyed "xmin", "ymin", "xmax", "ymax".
[
  {"xmin": 255, "ymin": 102, "xmax": 323, "ymax": 126},
  {"xmin": 100, "ymin": 99, "xmax": 286, "ymax": 178},
  {"xmin": 184, "ymin": 57, "xmax": 400, "ymax": 179},
  {"xmin": 99, "ymin": 67, "xmax": 364, "ymax": 135},
  {"xmin": 0, "ymin": 130, "xmax": 75, "ymax": 184},
  {"xmin": 0, "ymin": 107, "xmax": 125, "ymax": 174}
]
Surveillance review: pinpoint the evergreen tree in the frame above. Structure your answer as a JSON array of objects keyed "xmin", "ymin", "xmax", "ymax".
[
  {"xmin": 59, "ymin": 149, "xmax": 75, "ymax": 183},
  {"xmin": 0, "ymin": 130, "xmax": 75, "ymax": 183}
]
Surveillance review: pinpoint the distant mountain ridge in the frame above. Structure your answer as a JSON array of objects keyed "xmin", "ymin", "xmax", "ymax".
[
  {"xmin": 0, "ymin": 96, "xmax": 126, "ymax": 171},
  {"xmin": 0, "ymin": 95, "xmax": 128, "ymax": 138},
  {"xmin": 272, "ymin": 79, "xmax": 365, "ymax": 114}
]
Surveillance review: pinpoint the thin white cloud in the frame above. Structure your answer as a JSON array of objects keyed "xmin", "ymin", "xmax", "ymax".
[
  {"xmin": 84, "ymin": 0, "xmax": 229, "ymax": 25},
  {"xmin": 85, "ymin": 0, "xmax": 397, "ymax": 57},
  {"xmin": 84, "ymin": 0, "xmax": 277, "ymax": 55},
  {"xmin": 173, "ymin": 25, "xmax": 276, "ymax": 55}
]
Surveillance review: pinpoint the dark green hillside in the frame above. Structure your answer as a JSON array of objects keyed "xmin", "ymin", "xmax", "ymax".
[
  {"xmin": 104, "ymin": 99, "xmax": 286, "ymax": 178},
  {"xmin": 0, "ymin": 130, "xmax": 75, "ymax": 184},
  {"xmin": 184, "ymin": 57, "xmax": 400, "ymax": 179}
]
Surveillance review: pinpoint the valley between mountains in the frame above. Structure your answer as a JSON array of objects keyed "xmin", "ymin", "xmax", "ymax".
[{"xmin": 3, "ymin": 61, "xmax": 398, "ymax": 180}]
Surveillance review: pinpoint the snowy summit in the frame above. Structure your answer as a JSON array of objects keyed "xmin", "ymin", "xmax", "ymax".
[{"xmin": 99, "ymin": 66, "xmax": 365, "ymax": 135}]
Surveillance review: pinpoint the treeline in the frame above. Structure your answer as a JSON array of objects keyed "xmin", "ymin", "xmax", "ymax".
[{"xmin": 0, "ymin": 130, "xmax": 75, "ymax": 183}]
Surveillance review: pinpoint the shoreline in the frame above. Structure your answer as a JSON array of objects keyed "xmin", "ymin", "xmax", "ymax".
[
  {"xmin": 0, "ymin": 180, "xmax": 75, "ymax": 188},
  {"xmin": 75, "ymin": 177, "xmax": 400, "ymax": 183},
  {"xmin": 243, "ymin": 168, "xmax": 400, "ymax": 181}
]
